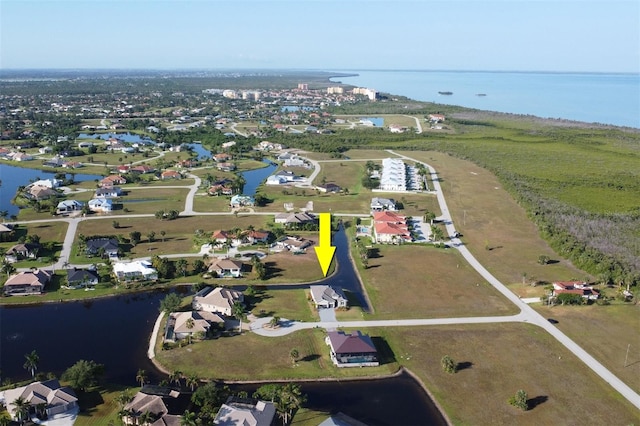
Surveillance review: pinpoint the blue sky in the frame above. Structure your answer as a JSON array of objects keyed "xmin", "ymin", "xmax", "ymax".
[{"xmin": 1, "ymin": 0, "xmax": 638, "ymax": 72}]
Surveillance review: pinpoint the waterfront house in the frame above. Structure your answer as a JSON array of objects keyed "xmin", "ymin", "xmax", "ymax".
[
  {"xmin": 310, "ymin": 285, "xmax": 348, "ymax": 309},
  {"xmin": 3, "ymin": 269, "xmax": 52, "ymax": 295},
  {"xmin": 167, "ymin": 310, "xmax": 225, "ymax": 342},
  {"xmin": 214, "ymin": 397, "xmax": 276, "ymax": 426},
  {"xmin": 100, "ymin": 174, "xmax": 127, "ymax": 187},
  {"xmin": 208, "ymin": 258, "xmax": 244, "ymax": 278},
  {"xmin": 66, "ymin": 267, "xmax": 99, "ymax": 288},
  {"xmin": 192, "ymin": 286, "xmax": 244, "ymax": 316},
  {"xmin": 28, "ymin": 185, "xmax": 58, "ymax": 201},
  {"xmin": 4, "ymin": 380, "xmax": 78, "ymax": 421},
  {"xmin": 325, "ymin": 330, "xmax": 379, "ymax": 367},
  {"xmin": 113, "ymin": 260, "xmax": 158, "ymax": 282},
  {"xmin": 122, "ymin": 387, "xmax": 181, "ymax": 426}
]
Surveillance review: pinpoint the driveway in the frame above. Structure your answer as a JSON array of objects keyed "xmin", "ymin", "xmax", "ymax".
[{"xmin": 318, "ymin": 307, "xmax": 337, "ymax": 323}]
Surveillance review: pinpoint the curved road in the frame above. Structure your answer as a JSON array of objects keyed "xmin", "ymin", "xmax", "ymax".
[{"xmin": 9, "ymin": 150, "xmax": 640, "ymax": 409}]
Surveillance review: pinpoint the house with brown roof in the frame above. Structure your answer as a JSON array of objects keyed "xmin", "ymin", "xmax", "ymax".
[
  {"xmin": 4, "ymin": 269, "xmax": 52, "ymax": 295},
  {"xmin": 213, "ymin": 153, "xmax": 233, "ymax": 163},
  {"xmin": 325, "ymin": 330, "xmax": 379, "ymax": 367},
  {"xmin": 244, "ymin": 229, "xmax": 271, "ymax": 244},
  {"xmin": 5, "ymin": 242, "xmax": 41, "ymax": 262},
  {"xmin": 100, "ymin": 174, "xmax": 127, "ymax": 187},
  {"xmin": 274, "ymin": 236, "xmax": 313, "ymax": 253},
  {"xmin": 552, "ymin": 281, "xmax": 600, "ymax": 301},
  {"xmin": 208, "ymin": 258, "xmax": 244, "ymax": 278},
  {"xmin": 122, "ymin": 387, "xmax": 182, "ymax": 426},
  {"xmin": 4, "ymin": 379, "xmax": 78, "ymax": 421},
  {"xmin": 166, "ymin": 310, "xmax": 225, "ymax": 342},
  {"xmin": 192, "ymin": 286, "xmax": 244, "ymax": 316},
  {"xmin": 28, "ymin": 185, "xmax": 58, "ymax": 201},
  {"xmin": 161, "ymin": 170, "xmax": 182, "ymax": 180}
]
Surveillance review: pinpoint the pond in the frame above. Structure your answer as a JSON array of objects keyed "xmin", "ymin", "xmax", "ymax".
[
  {"xmin": 240, "ymin": 159, "xmax": 277, "ymax": 196},
  {"xmin": 0, "ymin": 291, "xmax": 445, "ymax": 425},
  {"xmin": 0, "ymin": 163, "xmax": 103, "ymax": 217},
  {"xmin": 185, "ymin": 142, "xmax": 212, "ymax": 161}
]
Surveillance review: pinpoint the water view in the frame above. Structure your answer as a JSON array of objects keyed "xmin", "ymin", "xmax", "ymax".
[
  {"xmin": 240, "ymin": 159, "xmax": 277, "ymax": 196},
  {"xmin": 77, "ymin": 132, "xmax": 156, "ymax": 144},
  {"xmin": 0, "ymin": 163, "xmax": 103, "ymax": 217}
]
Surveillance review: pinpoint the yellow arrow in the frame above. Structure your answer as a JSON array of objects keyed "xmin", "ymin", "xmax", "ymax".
[{"xmin": 314, "ymin": 212, "xmax": 336, "ymax": 277}]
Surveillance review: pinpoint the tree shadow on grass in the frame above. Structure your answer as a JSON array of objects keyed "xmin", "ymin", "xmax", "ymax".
[
  {"xmin": 456, "ymin": 361, "xmax": 473, "ymax": 371},
  {"xmin": 300, "ymin": 354, "xmax": 321, "ymax": 362},
  {"xmin": 527, "ymin": 395, "xmax": 548, "ymax": 410},
  {"xmin": 76, "ymin": 388, "xmax": 105, "ymax": 415},
  {"xmin": 264, "ymin": 261, "xmax": 283, "ymax": 279}
]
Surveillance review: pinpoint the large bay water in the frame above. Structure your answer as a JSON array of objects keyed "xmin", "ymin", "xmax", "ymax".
[{"xmin": 333, "ymin": 70, "xmax": 640, "ymax": 128}]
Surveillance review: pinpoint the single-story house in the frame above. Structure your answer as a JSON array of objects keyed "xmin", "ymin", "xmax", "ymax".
[
  {"xmin": 244, "ymin": 229, "xmax": 271, "ymax": 244},
  {"xmin": 168, "ymin": 310, "xmax": 225, "ymax": 341},
  {"xmin": 161, "ymin": 170, "xmax": 182, "ymax": 180},
  {"xmin": 325, "ymin": 330, "xmax": 379, "ymax": 367},
  {"xmin": 129, "ymin": 165, "xmax": 155, "ymax": 174},
  {"xmin": 552, "ymin": 281, "xmax": 600, "ymax": 300},
  {"xmin": 28, "ymin": 185, "xmax": 58, "ymax": 200},
  {"xmin": 316, "ymin": 183, "xmax": 341, "ymax": 193},
  {"xmin": 217, "ymin": 162, "xmax": 236, "ymax": 172},
  {"xmin": 192, "ymin": 286, "xmax": 244, "ymax": 316},
  {"xmin": 214, "ymin": 397, "xmax": 276, "ymax": 426},
  {"xmin": 122, "ymin": 388, "xmax": 181, "ymax": 426},
  {"xmin": 0, "ymin": 223, "xmax": 15, "ymax": 241},
  {"xmin": 95, "ymin": 187, "xmax": 122, "ymax": 198},
  {"xmin": 113, "ymin": 260, "xmax": 158, "ymax": 282},
  {"xmin": 4, "ymin": 269, "xmax": 52, "ymax": 295},
  {"xmin": 213, "ymin": 153, "xmax": 233, "ymax": 162},
  {"xmin": 310, "ymin": 285, "xmax": 348, "ymax": 309},
  {"xmin": 86, "ymin": 238, "xmax": 119, "ymax": 258},
  {"xmin": 274, "ymin": 236, "xmax": 313, "ymax": 253},
  {"xmin": 99, "ymin": 175, "xmax": 127, "ymax": 187},
  {"xmin": 56, "ymin": 200, "xmax": 84, "ymax": 215},
  {"xmin": 30, "ymin": 178, "xmax": 61, "ymax": 189},
  {"xmin": 208, "ymin": 258, "xmax": 244, "ymax": 278},
  {"xmin": 66, "ymin": 267, "xmax": 99, "ymax": 288},
  {"xmin": 211, "ymin": 230, "xmax": 230, "ymax": 244},
  {"xmin": 88, "ymin": 198, "xmax": 113, "ymax": 213},
  {"xmin": 230, "ymin": 194, "xmax": 255, "ymax": 208},
  {"xmin": 266, "ymin": 175, "xmax": 288, "ymax": 185},
  {"xmin": 370, "ymin": 197, "xmax": 397, "ymax": 212},
  {"xmin": 5, "ymin": 242, "xmax": 41, "ymax": 262},
  {"xmin": 274, "ymin": 212, "xmax": 316, "ymax": 227},
  {"xmin": 4, "ymin": 380, "xmax": 78, "ymax": 421}
]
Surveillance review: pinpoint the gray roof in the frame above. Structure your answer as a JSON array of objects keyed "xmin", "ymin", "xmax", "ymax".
[
  {"xmin": 86, "ymin": 238, "xmax": 118, "ymax": 253},
  {"xmin": 66, "ymin": 268, "xmax": 99, "ymax": 283}
]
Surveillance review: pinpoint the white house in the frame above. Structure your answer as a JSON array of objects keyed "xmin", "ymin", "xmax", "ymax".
[
  {"xmin": 88, "ymin": 198, "xmax": 113, "ymax": 213},
  {"xmin": 113, "ymin": 260, "xmax": 158, "ymax": 282},
  {"xmin": 56, "ymin": 200, "xmax": 84, "ymax": 215},
  {"xmin": 310, "ymin": 285, "xmax": 348, "ymax": 309},
  {"xmin": 4, "ymin": 380, "xmax": 78, "ymax": 421},
  {"xmin": 214, "ymin": 398, "xmax": 276, "ymax": 426}
]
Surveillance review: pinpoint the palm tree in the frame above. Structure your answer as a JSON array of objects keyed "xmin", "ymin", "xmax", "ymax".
[
  {"xmin": 115, "ymin": 389, "xmax": 133, "ymax": 408},
  {"xmin": 136, "ymin": 369, "xmax": 148, "ymax": 387},
  {"xmin": 169, "ymin": 370, "xmax": 182, "ymax": 387},
  {"xmin": 1, "ymin": 260, "xmax": 16, "ymax": 279},
  {"xmin": 23, "ymin": 350, "xmax": 39, "ymax": 378},
  {"xmin": 181, "ymin": 410, "xmax": 197, "ymax": 426},
  {"xmin": 232, "ymin": 301, "xmax": 244, "ymax": 333},
  {"xmin": 185, "ymin": 374, "xmax": 199, "ymax": 392},
  {"xmin": 138, "ymin": 410, "xmax": 155, "ymax": 426},
  {"xmin": 12, "ymin": 396, "xmax": 31, "ymax": 425},
  {"xmin": 185, "ymin": 317, "xmax": 195, "ymax": 344}
]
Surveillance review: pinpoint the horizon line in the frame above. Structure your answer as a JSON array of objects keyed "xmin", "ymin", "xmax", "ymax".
[{"xmin": 0, "ymin": 67, "xmax": 638, "ymax": 75}]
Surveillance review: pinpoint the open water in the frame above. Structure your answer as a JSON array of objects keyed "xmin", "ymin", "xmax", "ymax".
[{"xmin": 333, "ymin": 70, "xmax": 640, "ymax": 128}]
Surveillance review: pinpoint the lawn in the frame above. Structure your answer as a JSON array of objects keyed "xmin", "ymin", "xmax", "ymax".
[
  {"xmin": 398, "ymin": 150, "xmax": 588, "ymax": 286},
  {"xmin": 74, "ymin": 384, "xmax": 138, "ymax": 426},
  {"xmin": 534, "ymin": 303, "xmax": 640, "ymax": 393},
  {"xmin": 386, "ymin": 323, "xmax": 640, "ymax": 426},
  {"xmin": 154, "ymin": 327, "xmax": 399, "ymax": 382},
  {"xmin": 355, "ymin": 243, "xmax": 518, "ymax": 319}
]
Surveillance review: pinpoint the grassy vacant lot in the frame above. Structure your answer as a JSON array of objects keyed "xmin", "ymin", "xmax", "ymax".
[
  {"xmin": 155, "ymin": 327, "xmax": 399, "ymax": 382},
  {"xmin": 385, "ymin": 323, "xmax": 640, "ymax": 426},
  {"xmin": 73, "ymin": 215, "xmax": 271, "ymax": 259},
  {"xmin": 249, "ymin": 288, "xmax": 315, "ymax": 322},
  {"xmin": 356, "ymin": 243, "xmax": 518, "ymax": 319},
  {"xmin": 535, "ymin": 303, "xmax": 640, "ymax": 393},
  {"xmin": 342, "ymin": 149, "xmax": 401, "ymax": 160},
  {"xmin": 314, "ymin": 161, "xmax": 364, "ymax": 192},
  {"xmin": 398, "ymin": 150, "xmax": 588, "ymax": 287}
]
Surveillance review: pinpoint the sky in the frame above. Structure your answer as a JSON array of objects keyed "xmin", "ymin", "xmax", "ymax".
[{"xmin": 1, "ymin": 0, "xmax": 638, "ymax": 72}]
